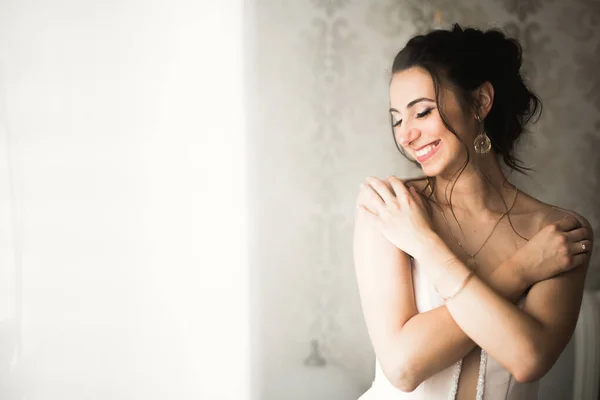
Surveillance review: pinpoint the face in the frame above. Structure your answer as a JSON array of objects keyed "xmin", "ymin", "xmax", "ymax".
[{"xmin": 389, "ymin": 67, "xmax": 476, "ymax": 177}]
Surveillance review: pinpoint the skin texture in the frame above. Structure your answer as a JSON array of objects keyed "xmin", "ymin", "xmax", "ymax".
[{"xmin": 353, "ymin": 67, "xmax": 594, "ymax": 398}]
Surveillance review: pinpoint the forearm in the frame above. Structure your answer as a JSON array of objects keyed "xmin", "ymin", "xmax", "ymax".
[
  {"xmin": 419, "ymin": 234, "xmax": 544, "ymax": 379},
  {"xmin": 397, "ymin": 255, "xmax": 529, "ymax": 386}
]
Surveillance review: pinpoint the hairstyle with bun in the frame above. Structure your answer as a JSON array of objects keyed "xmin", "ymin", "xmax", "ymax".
[{"xmin": 391, "ymin": 24, "xmax": 542, "ymax": 230}]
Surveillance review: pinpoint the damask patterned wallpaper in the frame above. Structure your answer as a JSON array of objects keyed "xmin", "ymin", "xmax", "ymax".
[{"xmin": 250, "ymin": 0, "xmax": 599, "ymax": 397}]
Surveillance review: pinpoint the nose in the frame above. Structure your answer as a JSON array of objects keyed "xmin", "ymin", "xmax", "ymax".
[{"xmin": 396, "ymin": 126, "xmax": 421, "ymax": 148}]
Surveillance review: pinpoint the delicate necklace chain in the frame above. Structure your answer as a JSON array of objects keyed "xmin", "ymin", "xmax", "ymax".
[{"xmin": 436, "ymin": 187, "xmax": 519, "ymax": 271}]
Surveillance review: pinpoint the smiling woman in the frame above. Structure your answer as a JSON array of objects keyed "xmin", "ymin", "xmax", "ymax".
[{"xmin": 354, "ymin": 24, "xmax": 593, "ymax": 400}]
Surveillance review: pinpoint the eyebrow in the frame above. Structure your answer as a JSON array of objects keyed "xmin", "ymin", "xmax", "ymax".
[{"xmin": 389, "ymin": 97, "xmax": 435, "ymax": 113}]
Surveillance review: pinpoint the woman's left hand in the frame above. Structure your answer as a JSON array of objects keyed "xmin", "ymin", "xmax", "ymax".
[{"xmin": 356, "ymin": 176, "xmax": 434, "ymax": 258}]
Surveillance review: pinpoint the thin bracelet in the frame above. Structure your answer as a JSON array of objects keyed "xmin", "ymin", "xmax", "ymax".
[{"xmin": 442, "ymin": 270, "xmax": 474, "ymax": 302}]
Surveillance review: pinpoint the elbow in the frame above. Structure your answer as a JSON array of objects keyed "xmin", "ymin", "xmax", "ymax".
[
  {"xmin": 514, "ymin": 364, "xmax": 552, "ymax": 384},
  {"xmin": 513, "ymin": 365, "xmax": 547, "ymax": 384},
  {"xmin": 512, "ymin": 342, "xmax": 552, "ymax": 384},
  {"xmin": 383, "ymin": 359, "xmax": 422, "ymax": 393},
  {"xmin": 392, "ymin": 373, "xmax": 419, "ymax": 393}
]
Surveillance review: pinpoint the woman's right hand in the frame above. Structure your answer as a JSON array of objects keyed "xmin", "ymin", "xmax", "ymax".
[{"xmin": 512, "ymin": 213, "xmax": 593, "ymax": 287}]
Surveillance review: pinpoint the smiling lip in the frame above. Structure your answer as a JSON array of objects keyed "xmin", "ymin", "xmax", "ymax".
[
  {"xmin": 415, "ymin": 140, "xmax": 442, "ymax": 163},
  {"xmin": 414, "ymin": 140, "xmax": 439, "ymax": 151}
]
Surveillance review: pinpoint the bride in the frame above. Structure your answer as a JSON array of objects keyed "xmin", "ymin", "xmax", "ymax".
[{"xmin": 353, "ymin": 24, "xmax": 594, "ymax": 399}]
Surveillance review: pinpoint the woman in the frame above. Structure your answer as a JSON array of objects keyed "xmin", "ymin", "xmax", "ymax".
[{"xmin": 353, "ymin": 24, "xmax": 594, "ymax": 399}]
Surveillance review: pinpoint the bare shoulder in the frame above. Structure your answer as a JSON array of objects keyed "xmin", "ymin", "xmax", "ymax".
[
  {"xmin": 542, "ymin": 206, "xmax": 592, "ymax": 230},
  {"xmin": 391, "ymin": 175, "xmax": 430, "ymax": 192},
  {"xmin": 514, "ymin": 189, "xmax": 593, "ymax": 235}
]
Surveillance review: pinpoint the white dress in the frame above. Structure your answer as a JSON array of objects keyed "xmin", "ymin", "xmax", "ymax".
[{"xmin": 358, "ymin": 259, "xmax": 539, "ymax": 400}]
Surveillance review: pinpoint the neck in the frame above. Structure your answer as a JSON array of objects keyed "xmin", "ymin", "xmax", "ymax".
[{"xmin": 433, "ymin": 152, "xmax": 516, "ymax": 217}]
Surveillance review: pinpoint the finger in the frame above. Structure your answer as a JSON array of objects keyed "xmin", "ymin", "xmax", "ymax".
[
  {"xmin": 360, "ymin": 183, "xmax": 386, "ymax": 214},
  {"xmin": 563, "ymin": 252, "xmax": 590, "ymax": 272},
  {"xmin": 366, "ymin": 177, "xmax": 396, "ymax": 204},
  {"xmin": 554, "ymin": 213, "xmax": 581, "ymax": 232},
  {"xmin": 356, "ymin": 204, "xmax": 382, "ymax": 227},
  {"xmin": 356, "ymin": 203, "xmax": 375, "ymax": 216},
  {"xmin": 388, "ymin": 176, "xmax": 411, "ymax": 205},
  {"xmin": 358, "ymin": 181, "xmax": 384, "ymax": 206},
  {"xmin": 571, "ymin": 252, "xmax": 590, "ymax": 269},
  {"xmin": 382, "ymin": 178, "xmax": 396, "ymax": 195},
  {"xmin": 409, "ymin": 186, "xmax": 427, "ymax": 209},
  {"xmin": 356, "ymin": 200, "xmax": 377, "ymax": 215},
  {"xmin": 565, "ymin": 227, "xmax": 593, "ymax": 243},
  {"xmin": 569, "ymin": 239, "xmax": 593, "ymax": 255}
]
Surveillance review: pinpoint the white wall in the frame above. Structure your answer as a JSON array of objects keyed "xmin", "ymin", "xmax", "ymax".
[{"xmin": 0, "ymin": 1, "xmax": 249, "ymax": 399}]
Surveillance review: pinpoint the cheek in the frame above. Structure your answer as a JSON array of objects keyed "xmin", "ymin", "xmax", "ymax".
[
  {"xmin": 429, "ymin": 118, "xmax": 446, "ymax": 134},
  {"xmin": 434, "ymin": 126, "xmax": 463, "ymax": 158},
  {"xmin": 425, "ymin": 115, "xmax": 450, "ymax": 139},
  {"xmin": 431, "ymin": 112, "xmax": 468, "ymax": 145}
]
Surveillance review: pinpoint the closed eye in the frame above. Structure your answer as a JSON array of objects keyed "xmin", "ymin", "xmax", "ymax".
[
  {"xmin": 417, "ymin": 108, "xmax": 434, "ymax": 118},
  {"xmin": 391, "ymin": 107, "xmax": 434, "ymax": 128}
]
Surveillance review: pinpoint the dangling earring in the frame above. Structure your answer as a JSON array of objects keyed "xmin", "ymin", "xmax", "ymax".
[{"xmin": 474, "ymin": 114, "xmax": 491, "ymax": 154}]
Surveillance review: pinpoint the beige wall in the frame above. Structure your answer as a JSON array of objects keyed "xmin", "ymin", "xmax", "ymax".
[{"xmin": 249, "ymin": 0, "xmax": 600, "ymax": 398}]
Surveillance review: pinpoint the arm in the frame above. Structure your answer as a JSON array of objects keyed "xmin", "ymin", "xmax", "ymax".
[
  {"xmin": 354, "ymin": 206, "xmax": 529, "ymax": 391},
  {"xmin": 394, "ymin": 255, "xmax": 529, "ymax": 391},
  {"xmin": 420, "ymin": 210, "xmax": 593, "ymax": 383},
  {"xmin": 353, "ymin": 208, "xmax": 417, "ymax": 388}
]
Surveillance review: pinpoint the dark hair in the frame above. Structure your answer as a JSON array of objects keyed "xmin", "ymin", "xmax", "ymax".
[{"xmin": 391, "ymin": 24, "xmax": 541, "ymax": 234}]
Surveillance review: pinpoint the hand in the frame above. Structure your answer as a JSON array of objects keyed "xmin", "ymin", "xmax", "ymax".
[
  {"xmin": 355, "ymin": 176, "xmax": 434, "ymax": 258},
  {"xmin": 511, "ymin": 213, "xmax": 592, "ymax": 287}
]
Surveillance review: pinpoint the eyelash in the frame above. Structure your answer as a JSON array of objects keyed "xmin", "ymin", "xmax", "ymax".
[{"xmin": 392, "ymin": 107, "xmax": 434, "ymax": 127}]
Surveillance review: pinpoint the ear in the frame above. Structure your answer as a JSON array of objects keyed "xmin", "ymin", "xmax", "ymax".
[{"xmin": 473, "ymin": 81, "xmax": 494, "ymax": 120}]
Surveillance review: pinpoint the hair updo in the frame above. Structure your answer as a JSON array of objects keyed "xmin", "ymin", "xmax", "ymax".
[{"xmin": 391, "ymin": 23, "xmax": 542, "ymax": 174}]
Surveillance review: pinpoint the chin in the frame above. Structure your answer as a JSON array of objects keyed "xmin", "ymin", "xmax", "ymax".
[
  {"xmin": 418, "ymin": 157, "xmax": 447, "ymax": 177},
  {"xmin": 420, "ymin": 165, "xmax": 444, "ymax": 177}
]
